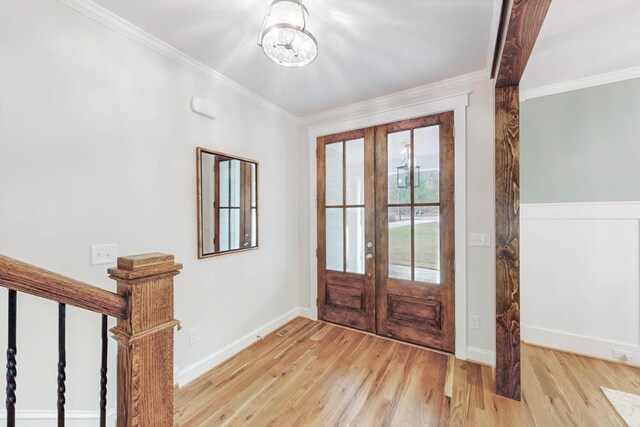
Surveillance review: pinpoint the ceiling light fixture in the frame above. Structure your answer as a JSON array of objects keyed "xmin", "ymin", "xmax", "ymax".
[{"xmin": 257, "ymin": 0, "xmax": 318, "ymax": 67}]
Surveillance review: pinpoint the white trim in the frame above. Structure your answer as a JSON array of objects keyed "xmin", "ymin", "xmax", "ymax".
[
  {"xmin": 485, "ymin": 0, "xmax": 504, "ymax": 79},
  {"xmin": 300, "ymin": 73, "xmax": 483, "ymax": 128},
  {"xmin": 306, "ymin": 93, "xmax": 469, "ymax": 360},
  {"xmin": 56, "ymin": 0, "xmax": 297, "ymax": 123},
  {"xmin": 57, "ymin": 0, "xmax": 499, "ymax": 126},
  {"xmin": 521, "ymin": 66, "xmax": 640, "ymax": 101},
  {"xmin": 521, "ymin": 201, "xmax": 640, "ymax": 220},
  {"xmin": 0, "ymin": 409, "xmax": 116, "ymax": 424},
  {"xmin": 467, "ymin": 346, "xmax": 496, "ymax": 366},
  {"xmin": 522, "ymin": 325, "xmax": 640, "ymax": 366},
  {"xmin": 176, "ymin": 307, "xmax": 312, "ymax": 387},
  {"xmin": 521, "ymin": 201, "xmax": 640, "ymax": 366},
  {"xmin": 299, "ymin": 0, "xmax": 501, "ymax": 127}
]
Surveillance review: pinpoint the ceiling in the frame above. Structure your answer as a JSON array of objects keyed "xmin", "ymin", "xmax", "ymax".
[
  {"xmin": 522, "ymin": 0, "xmax": 640, "ymax": 92},
  {"xmin": 92, "ymin": 0, "xmax": 497, "ymax": 117}
]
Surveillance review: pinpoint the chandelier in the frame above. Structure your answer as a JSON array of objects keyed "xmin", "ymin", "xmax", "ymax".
[
  {"xmin": 397, "ymin": 143, "xmax": 421, "ymax": 189},
  {"xmin": 257, "ymin": 0, "xmax": 318, "ymax": 67}
]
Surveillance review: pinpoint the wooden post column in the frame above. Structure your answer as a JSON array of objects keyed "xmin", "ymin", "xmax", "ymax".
[
  {"xmin": 108, "ymin": 253, "xmax": 182, "ymax": 426},
  {"xmin": 495, "ymin": 85, "xmax": 521, "ymax": 400},
  {"xmin": 493, "ymin": 0, "xmax": 552, "ymax": 401}
]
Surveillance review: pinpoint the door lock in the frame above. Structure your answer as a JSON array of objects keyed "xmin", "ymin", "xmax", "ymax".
[{"xmin": 366, "ymin": 253, "xmax": 374, "ymax": 260}]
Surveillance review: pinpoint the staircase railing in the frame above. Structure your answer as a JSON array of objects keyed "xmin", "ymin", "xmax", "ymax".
[{"xmin": 0, "ymin": 252, "xmax": 182, "ymax": 426}]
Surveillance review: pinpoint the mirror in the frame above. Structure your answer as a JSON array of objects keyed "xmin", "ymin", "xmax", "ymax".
[{"xmin": 197, "ymin": 148, "xmax": 258, "ymax": 258}]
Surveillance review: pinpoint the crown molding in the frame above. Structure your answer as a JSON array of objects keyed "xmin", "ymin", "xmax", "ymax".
[
  {"xmin": 57, "ymin": 0, "xmax": 298, "ymax": 123},
  {"xmin": 300, "ymin": 69, "xmax": 486, "ymax": 128},
  {"xmin": 521, "ymin": 66, "xmax": 640, "ymax": 101},
  {"xmin": 300, "ymin": 0, "xmax": 500, "ymax": 127},
  {"xmin": 58, "ymin": 0, "xmax": 501, "ymax": 126}
]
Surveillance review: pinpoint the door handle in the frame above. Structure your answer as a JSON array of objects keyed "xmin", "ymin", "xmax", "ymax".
[{"xmin": 366, "ymin": 253, "xmax": 374, "ymax": 260}]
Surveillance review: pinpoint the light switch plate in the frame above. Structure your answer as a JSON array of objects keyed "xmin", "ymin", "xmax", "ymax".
[
  {"xmin": 189, "ymin": 327, "xmax": 200, "ymax": 345},
  {"xmin": 469, "ymin": 233, "xmax": 491, "ymax": 247},
  {"xmin": 470, "ymin": 315, "xmax": 481, "ymax": 330},
  {"xmin": 91, "ymin": 244, "xmax": 118, "ymax": 266}
]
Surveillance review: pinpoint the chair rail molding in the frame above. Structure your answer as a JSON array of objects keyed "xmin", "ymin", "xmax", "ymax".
[{"xmin": 306, "ymin": 92, "xmax": 469, "ymax": 361}]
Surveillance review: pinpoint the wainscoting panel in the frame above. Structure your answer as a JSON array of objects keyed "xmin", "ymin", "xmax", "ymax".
[{"xmin": 521, "ymin": 202, "xmax": 640, "ymax": 365}]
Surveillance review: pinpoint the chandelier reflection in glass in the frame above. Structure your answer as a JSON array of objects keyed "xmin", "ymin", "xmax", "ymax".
[
  {"xmin": 257, "ymin": 0, "xmax": 318, "ymax": 67},
  {"xmin": 397, "ymin": 143, "xmax": 421, "ymax": 189}
]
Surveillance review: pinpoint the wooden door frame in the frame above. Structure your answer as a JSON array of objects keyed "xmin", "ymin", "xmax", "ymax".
[
  {"xmin": 308, "ymin": 95, "xmax": 470, "ymax": 360},
  {"xmin": 493, "ymin": 0, "xmax": 552, "ymax": 401}
]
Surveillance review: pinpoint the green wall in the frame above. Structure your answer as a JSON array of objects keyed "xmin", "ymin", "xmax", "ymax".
[{"xmin": 521, "ymin": 78, "xmax": 640, "ymax": 203}]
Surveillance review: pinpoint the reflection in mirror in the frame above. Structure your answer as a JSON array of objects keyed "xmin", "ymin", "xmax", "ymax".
[{"xmin": 198, "ymin": 148, "xmax": 258, "ymax": 258}]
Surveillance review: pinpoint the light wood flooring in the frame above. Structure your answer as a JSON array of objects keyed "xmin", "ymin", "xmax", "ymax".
[{"xmin": 175, "ymin": 317, "xmax": 640, "ymax": 426}]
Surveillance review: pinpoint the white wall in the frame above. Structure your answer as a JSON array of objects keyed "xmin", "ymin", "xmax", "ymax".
[
  {"xmin": 298, "ymin": 78, "xmax": 497, "ymax": 363},
  {"xmin": 0, "ymin": 0, "xmax": 301, "ymax": 417},
  {"xmin": 521, "ymin": 203, "xmax": 640, "ymax": 364}
]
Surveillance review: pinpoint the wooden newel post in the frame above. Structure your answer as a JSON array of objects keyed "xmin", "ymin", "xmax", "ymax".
[{"xmin": 108, "ymin": 253, "xmax": 183, "ymax": 426}]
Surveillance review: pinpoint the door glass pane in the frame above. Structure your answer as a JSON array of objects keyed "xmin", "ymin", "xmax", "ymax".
[
  {"xmin": 414, "ymin": 126, "xmax": 440, "ymax": 203},
  {"xmin": 345, "ymin": 138, "xmax": 365, "ymax": 205},
  {"xmin": 326, "ymin": 208, "xmax": 344, "ymax": 271},
  {"xmin": 219, "ymin": 161, "xmax": 229, "ymax": 207},
  {"xmin": 230, "ymin": 208, "xmax": 240, "ymax": 250},
  {"xmin": 388, "ymin": 131, "xmax": 412, "ymax": 204},
  {"xmin": 251, "ymin": 208, "xmax": 257, "ymax": 246},
  {"xmin": 230, "ymin": 160, "xmax": 241, "ymax": 207},
  {"xmin": 325, "ymin": 143, "xmax": 343, "ymax": 205},
  {"xmin": 414, "ymin": 206, "xmax": 440, "ymax": 284},
  {"xmin": 346, "ymin": 207, "xmax": 365, "ymax": 274},
  {"xmin": 251, "ymin": 163, "xmax": 257, "ymax": 208},
  {"xmin": 388, "ymin": 207, "xmax": 412, "ymax": 280},
  {"xmin": 219, "ymin": 208, "xmax": 229, "ymax": 251}
]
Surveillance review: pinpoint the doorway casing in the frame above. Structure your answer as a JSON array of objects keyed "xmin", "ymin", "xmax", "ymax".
[{"xmin": 306, "ymin": 93, "xmax": 470, "ymax": 360}]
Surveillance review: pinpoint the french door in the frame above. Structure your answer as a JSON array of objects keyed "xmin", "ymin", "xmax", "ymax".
[{"xmin": 317, "ymin": 112, "xmax": 455, "ymax": 352}]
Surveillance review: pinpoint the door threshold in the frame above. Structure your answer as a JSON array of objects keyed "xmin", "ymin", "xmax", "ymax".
[{"xmin": 320, "ymin": 320, "xmax": 455, "ymax": 358}]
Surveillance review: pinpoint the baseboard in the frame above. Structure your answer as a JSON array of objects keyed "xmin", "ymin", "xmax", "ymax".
[
  {"xmin": 297, "ymin": 306, "xmax": 313, "ymax": 319},
  {"xmin": 522, "ymin": 325, "xmax": 640, "ymax": 365},
  {"xmin": 176, "ymin": 306, "xmax": 311, "ymax": 387},
  {"xmin": 0, "ymin": 409, "xmax": 116, "ymax": 425},
  {"xmin": 467, "ymin": 346, "xmax": 496, "ymax": 366}
]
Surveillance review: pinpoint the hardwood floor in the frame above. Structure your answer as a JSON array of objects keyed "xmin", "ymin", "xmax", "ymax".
[{"xmin": 175, "ymin": 318, "xmax": 640, "ymax": 426}]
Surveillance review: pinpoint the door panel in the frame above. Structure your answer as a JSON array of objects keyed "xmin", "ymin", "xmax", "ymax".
[
  {"xmin": 317, "ymin": 128, "xmax": 376, "ymax": 332},
  {"xmin": 375, "ymin": 112, "xmax": 455, "ymax": 352},
  {"xmin": 317, "ymin": 112, "xmax": 455, "ymax": 352}
]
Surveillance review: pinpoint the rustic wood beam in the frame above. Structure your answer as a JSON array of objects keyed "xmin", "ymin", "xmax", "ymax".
[
  {"xmin": 495, "ymin": 85, "xmax": 521, "ymax": 400},
  {"xmin": 494, "ymin": 0, "xmax": 552, "ymax": 401},
  {"xmin": 496, "ymin": 0, "xmax": 552, "ymax": 87}
]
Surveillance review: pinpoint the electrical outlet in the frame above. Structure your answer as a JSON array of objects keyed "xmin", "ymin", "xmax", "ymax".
[
  {"xmin": 613, "ymin": 349, "xmax": 632, "ymax": 362},
  {"xmin": 90, "ymin": 244, "xmax": 118, "ymax": 265},
  {"xmin": 189, "ymin": 327, "xmax": 200, "ymax": 345},
  {"xmin": 470, "ymin": 315, "xmax": 481, "ymax": 330}
]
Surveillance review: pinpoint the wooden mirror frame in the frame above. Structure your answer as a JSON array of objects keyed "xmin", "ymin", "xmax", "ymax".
[{"xmin": 196, "ymin": 147, "xmax": 259, "ymax": 259}]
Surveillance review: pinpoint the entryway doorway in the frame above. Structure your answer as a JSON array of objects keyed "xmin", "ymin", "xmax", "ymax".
[{"xmin": 316, "ymin": 112, "xmax": 455, "ymax": 352}]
